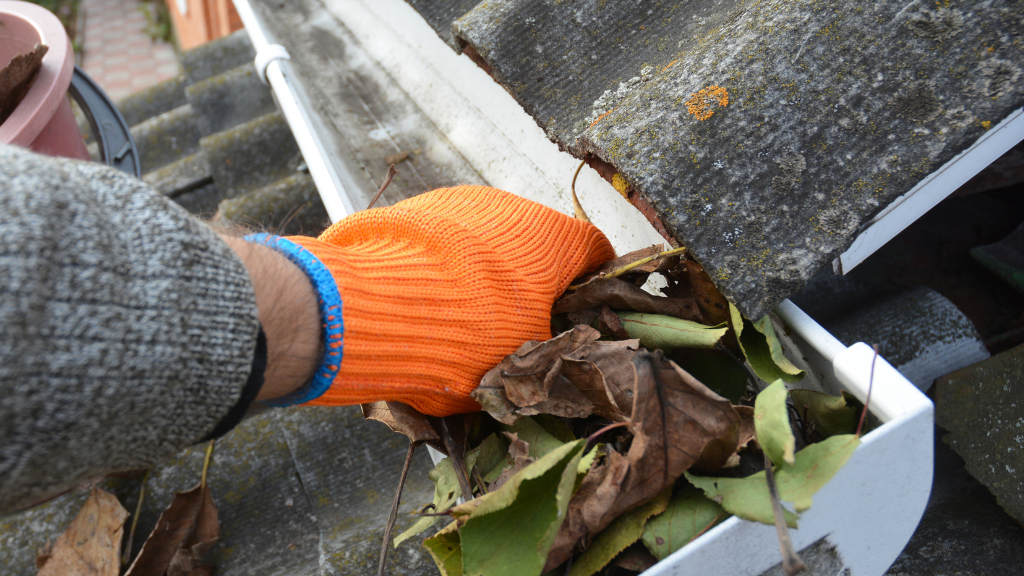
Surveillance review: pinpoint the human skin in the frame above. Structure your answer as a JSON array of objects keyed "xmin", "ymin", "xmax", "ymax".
[{"xmin": 218, "ymin": 235, "xmax": 321, "ymax": 402}]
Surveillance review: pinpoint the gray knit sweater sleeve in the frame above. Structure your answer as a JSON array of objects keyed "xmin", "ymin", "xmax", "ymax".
[{"xmin": 0, "ymin": 145, "xmax": 260, "ymax": 515}]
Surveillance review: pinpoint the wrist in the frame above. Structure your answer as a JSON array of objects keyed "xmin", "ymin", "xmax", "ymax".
[{"xmin": 218, "ymin": 234, "xmax": 323, "ymax": 403}]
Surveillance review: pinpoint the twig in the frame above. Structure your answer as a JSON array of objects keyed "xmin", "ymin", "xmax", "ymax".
[
  {"xmin": 440, "ymin": 418, "xmax": 474, "ymax": 501},
  {"xmin": 200, "ymin": 440, "xmax": 215, "ymax": 489},
  {"xmin": 855, "ymin": 344, "xmax": 879, "ymax": 437},
  {"xmin": 570, "ymin": 160, "xmax": 591, "ymax": 223},
  {"xmin": 379, "ymin": 442, "xmax": 417, "ymax": 576},
  {"xmin": 567, "ymin": 246, "xmax": 687, "ymax": 291},
  {"xmin": 764, "ymin": 453, "xmax": 807, "ymax": 576},
  {"xmin": 120, "ymin": 471, "xmax": 149, "ymax": 566},
  {"xmin": 472, "ymin": 466, "xmax": 489, "ymax": 495},
  {"xmin": 367, "ymin": 164, "xmax": 399, "ymax": 209}
]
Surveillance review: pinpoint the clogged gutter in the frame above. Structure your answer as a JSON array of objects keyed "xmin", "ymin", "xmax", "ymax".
[{"xmin": 365, "ymin": 247, "xmax": 871, "ymax": 576}]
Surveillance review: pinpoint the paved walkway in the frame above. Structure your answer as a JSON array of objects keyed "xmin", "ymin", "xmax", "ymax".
[{"xmin": 80, "ymin": 0, "xmax": 181, "ymax": 102}]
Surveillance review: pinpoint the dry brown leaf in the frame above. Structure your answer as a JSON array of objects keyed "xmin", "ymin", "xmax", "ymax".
[
  {"xmin": 473, "ymin": 326, "xmax": 603, "ymax": 424},
  {"xmin": 545, "ymin": 352, "xmax": 739, "ymax": 570},
  {"xmin": 596, "ymin": 304, "xmax": 631, "ymax": 340},
  {"xmin": 0, "ymin": 44, "xmax": 48, "ymax": 125},
  {"xmin": 36, "ymin": 487, "xmax": 128, "ymax": 576},
  {"xmin": 124, "ymin": 483, "xmax": 219, "ymax": 576},
  {"xmin": 734, "ymin": 405, "xmax": 758, "ymax": 452},
  {"xmin": 489, "ymin": 432, "xmax": 534, "ymax": 491},
  {"xmin": 361, "ymin": 401, "xmax": 440, "ymax": 444},
  {"xmin": 553, "ymin": 277, "xmax": 702, "ymax": 323},
  {"xmin": 663, "ymin": 258, "xmax": 730, "ymax": 326},
  {"xmin": 593, "ymin": 245, "xmax": 665, "ymax": 276},
  {"xmin": 547, "ymin": 449, "xmax": 630, "ymax": 567}
]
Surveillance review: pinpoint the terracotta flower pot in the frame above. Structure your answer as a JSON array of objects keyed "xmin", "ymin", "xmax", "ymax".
[{"xmin": 0, "ymin": 0, "xmax": 90, "ymax": 160}]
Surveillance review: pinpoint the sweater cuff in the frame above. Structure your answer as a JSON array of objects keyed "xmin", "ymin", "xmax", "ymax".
[{"xmin": 243, "ymin": 233, "xmax": 344, "ymax": 406}]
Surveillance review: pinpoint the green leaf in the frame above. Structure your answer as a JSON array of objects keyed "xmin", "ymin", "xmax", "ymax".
[
  {"xmin": 457, "ymin": 440, "xmax": 587, "ymax": 576},
  {"xmin": 424, "ymin": 520, "xmax": 463, "ymax": 576},
  {"xmin": 504, "ymin": 417, "xmax": 565, "ymax": 459},
  {"xmin": 641, "ymin": 486, "xmax": 729, "ymax": 561},
  {"xmin": 730, "ymin": 303, "xmax": 805, "ymax": 383},
  {"xmin": 681, "ymin": 352, "xmax": 749, "ymax": 403},
  {"xmin": 685, "ymin": 434, "xmax": 861, "ymax": 528},
  {"xmin": 567, "ymin": 487, "xmax": 673, "ymax": 576},
  {"xmin": 466, "ymin": 434, "xmax": 508, "ymax": 479},
  {"xmin": 395, "ymin": 457, "xmax": 462, "ymax": 547},
  {"xmin": 789, "ymin": 389, "xmax": 860, "ymax": 438},
  {"xmin": 532, "ymin": 414, "xmax": 576, "ymax": 443},
  {"xmin": 616, "ymin": 312, "xmax": 728, "ymax": 350},
  {"xmin": 755, "ymin": 380, "xmax": 796, "ymax": 467}
]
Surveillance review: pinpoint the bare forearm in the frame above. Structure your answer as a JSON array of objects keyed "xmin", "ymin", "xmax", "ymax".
[{"xmin": 217, "ymin": 235, "xmax": 321, "ymax": 402}]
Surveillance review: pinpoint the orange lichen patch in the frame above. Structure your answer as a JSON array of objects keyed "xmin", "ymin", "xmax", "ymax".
[{"xmin": 686, "ymin": 85, "xmax": 729, "ymax": 121}]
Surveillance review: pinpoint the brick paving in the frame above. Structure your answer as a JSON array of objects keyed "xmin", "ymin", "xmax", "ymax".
[{"xmin": 80, "ymin": 0, "xmax": 181, "ymax": 102}]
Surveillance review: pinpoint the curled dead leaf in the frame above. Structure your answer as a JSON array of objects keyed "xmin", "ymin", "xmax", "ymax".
[
  {"xmin": 361, "ymin": 401, "xmax": 440, "ymax": 444},
  {"xmin": 124, "ymin": 483, "xmax": 219, "ymax": 576},
  {"xmin": 554, "ymin": 277, "xmax": 702, "ymax": 322},
  {"xmin": 36, "ymin": 488, "xmax": 128, "ymax": 576}
]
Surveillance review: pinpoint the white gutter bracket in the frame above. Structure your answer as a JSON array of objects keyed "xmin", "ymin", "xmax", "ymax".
[{"xmin": 254, "ymin": 44, "xmax": 291, "ymax": 86}]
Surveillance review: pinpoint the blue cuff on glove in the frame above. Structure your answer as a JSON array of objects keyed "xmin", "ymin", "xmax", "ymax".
[{"xmin": 244, "ymin": 233, "xmax": 344, "ymax": 406}]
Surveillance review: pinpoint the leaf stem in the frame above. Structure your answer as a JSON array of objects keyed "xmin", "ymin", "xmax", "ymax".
[
  {"xmin": 120, "ymin": 470, "xmax": 149, "ymax": 566},
  {"xmin": 570, "ymin": 160, "xmax": 591, "ymax": 223},
  {"xmin": 567, "ymin": 246, "xmax": 687, "ymax": 291},
  {"xmin": 763, "ymin": 453, "xmax": 807, "ymax": 576},
  {"xmin": 200, "ymin": 440, "xmax": 214, "ymax": 489},
  {"xmin": 367, "ymin": 164, "xmax": 399, "ymax": 209},
  {"xmin": 379, "ymin": 442, "xmax": 416, "ymax": 576},
  {"xmin": 855, "ymin": 345, "xmax": 879, "ymax": 437},
  {"xmin": 585, "ymin": 421, "xmax": 629, "ymax": 446}
]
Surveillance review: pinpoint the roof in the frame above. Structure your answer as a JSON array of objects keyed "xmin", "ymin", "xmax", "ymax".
[
  {"xmin": 404, "ymin": 0, "xmax": 1024, "ymax": 318},
  {"xmin": 83, "ymin": 30, "xmax": 332, "ymax": 236}
]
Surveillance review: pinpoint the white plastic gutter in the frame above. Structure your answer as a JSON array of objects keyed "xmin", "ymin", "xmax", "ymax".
[
  {"xmin": 232, "ymin": 0, "xmax": 357, "ymax": 223},
  {"xmin": 836, "ymin": 106, "xmax": 1024, "ymax": 274}
]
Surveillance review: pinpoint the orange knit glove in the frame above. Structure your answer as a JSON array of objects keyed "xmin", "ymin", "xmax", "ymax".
[{"xmin": 247, "ymin": 185, "xmax": 615, "ymax": 416}]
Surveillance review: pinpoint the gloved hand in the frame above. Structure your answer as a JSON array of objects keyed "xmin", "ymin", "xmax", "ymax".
[{"xmin": 248, "ymin": 185, "xmax": 615, "ymax": 416}]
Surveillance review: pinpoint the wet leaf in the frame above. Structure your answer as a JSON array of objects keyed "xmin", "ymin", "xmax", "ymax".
[
  {"xmin": 395, "ymin": 457, "xmax": 463, "ymax": 547},
  {"xmin": 532, "ymin": 414, "xmax": 576, "ymax": 443},
  {"xmin": 553, "ymin": 277, "xmax": 702, "ymax": 322},
  {"xmin": 672, "ymin": 257, "xmax": 731, "ymax": 326},
  {"xmin": 361, "ymin": 401, "xmax": 440, "ymax": 444},
  {"xmin": 730, "ymin": 304, "xmax": 805, "ymax": 384},
  {"xmin": 617, "ymin": 312, "xmax": 727, "ymax": 350},
  {"xmin": 424, "ymin": 521, "xmax": 463, "ymax": 576},
  {"xmin": 681, "ymin": 351, "xmax": 749, "ymax": 403},
  {"xmin": 567, "ymin": 486, "xmax": 672, "ymax": 576},
  {"xmin": 124, "ymin": 483, "xmax": 219, "ymax": 576},
  {"xmin": 685, "ymin": 434, "xmax": 861, "ymax": 528},
  {"xmin": 36, "ymin": 488, "xmax": 128, "ymax": 576},
  {"xmin": 756, "ymin": 380, "xmax": 796, "ymax": 467},
  {"xmin": 455, "ymin": 440, "xmax": 587, "ymax": 576},
  {"xmin": 641, "ymin": 485, "xmax": 729, "ymax": 561},
  {"xmin": 789, "ymin": 389, "xmax": 860, "ymax": 438},
  {"xmin": 546, "ymin": 352, "xmax": 739, "ymax": 570}
]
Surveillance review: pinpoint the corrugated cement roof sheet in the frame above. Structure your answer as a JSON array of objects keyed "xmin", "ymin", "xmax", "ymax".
[{"xmin": 407, "ymin": 0, "xmax": 1024, "ymax": 318}]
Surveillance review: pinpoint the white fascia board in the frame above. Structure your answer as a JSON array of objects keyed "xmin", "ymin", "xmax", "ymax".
[{"xmin": 837, "ymin": 107, "xmax": 1024, "ymax": 274}]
